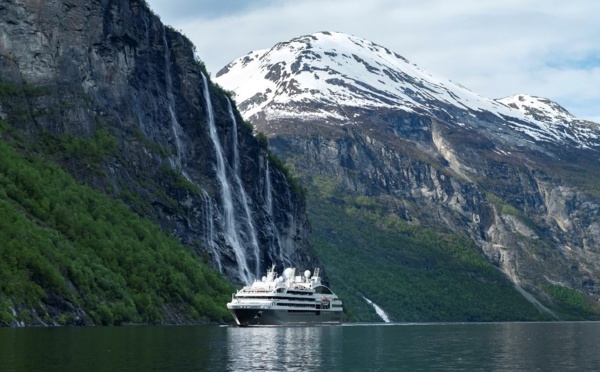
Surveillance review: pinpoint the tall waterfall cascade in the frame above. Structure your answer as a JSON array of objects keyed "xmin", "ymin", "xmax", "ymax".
[
  {"xmin": 201, "ymin": 73, "xmax": 253, "ymax": 284},
  {"xmin": 162, "ymin": 26, "xmax": 186, "ymax": 173},
  {"xmin": 226, "ymin": 99, "xmax": 261, "ymax": 279},
  {"xmin": 158, "ymin": 71, "xmax": 302, "ymax": 284}
]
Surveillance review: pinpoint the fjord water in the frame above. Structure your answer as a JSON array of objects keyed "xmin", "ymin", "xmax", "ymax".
[{"xmin": 1, "ymin": 322, "xmax": 599, "ymax": 371}]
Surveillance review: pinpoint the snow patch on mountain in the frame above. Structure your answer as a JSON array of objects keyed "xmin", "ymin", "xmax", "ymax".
[
  {"xmin": 498, "ymin": 94, "xmax": 600, "ymax": 148},
  {"xmin": 498, "ymin": 94, "xmax": 576, "ymax": 124}
]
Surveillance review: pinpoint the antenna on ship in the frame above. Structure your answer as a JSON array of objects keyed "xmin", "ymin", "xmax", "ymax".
[{"xmin": 266, "ymin": 264, "xmax": 276, "ymax": 282}]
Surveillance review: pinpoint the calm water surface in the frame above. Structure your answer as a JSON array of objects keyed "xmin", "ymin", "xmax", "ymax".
[{"xmin": 1, "ymin": 322, "xmax": 599, "ymax": 371}]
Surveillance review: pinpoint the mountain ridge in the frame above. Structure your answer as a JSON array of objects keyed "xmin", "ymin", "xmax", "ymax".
[{"xmin": 216, "ymin": 31, "xmax": 599, "ymax": 151}]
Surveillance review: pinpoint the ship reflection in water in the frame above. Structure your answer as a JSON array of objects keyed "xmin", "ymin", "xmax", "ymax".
[{"xmin": 225, "ymin": 325, "xmax": 334, "ymax": 371}]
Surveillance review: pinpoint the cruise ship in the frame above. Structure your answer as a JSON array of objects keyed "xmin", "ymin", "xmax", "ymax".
[{"xmin": 226, "ymin": 266, "xmax": 343, "ymax": 326}]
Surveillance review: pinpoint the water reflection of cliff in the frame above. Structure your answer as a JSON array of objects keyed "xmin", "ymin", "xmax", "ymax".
[{"xmin": 226, "ymin": 326, "xmax": 338, "ymax": 371}]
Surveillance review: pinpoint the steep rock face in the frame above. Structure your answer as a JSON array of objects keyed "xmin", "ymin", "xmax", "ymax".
[
  {"xmin": 0, "ymin": 0, "xmax": 315, "ymax": 285},
  {"xmin": 269, "ymin": 110, "xmax": 600, "ymax": 307},
  {"xmin": 216, "ymin": 31, "xmax": 600, "ymax": 307}
]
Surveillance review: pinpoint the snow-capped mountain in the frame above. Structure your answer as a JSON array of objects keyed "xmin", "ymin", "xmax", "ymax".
[
  {"xmin": 216, "ymin": 31, "xmax": 506, "ymax": 118},
  {"xmin": 216, "ymin": 31, "xmax": 599, "ymax": 149},
  {"xmin": 216, "ymin": 31, "xmax": 600, "ymax": 319}
]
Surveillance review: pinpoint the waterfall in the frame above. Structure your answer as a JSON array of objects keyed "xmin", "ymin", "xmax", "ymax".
[
  {"xmin": 280, "ymin": 184, "xmax": 296, "ymax": 266},
  {"xmin": 227, "ymin": 98, "xmax": 261, "ymax": 278},
  {"xmin": 229, "ymin": 99, "xmax": 240, "ymax": 176},
  {"xmin": 363, "ymin": 296, "xmax": 391, "ymax": 323},
  {"xmin": 200, "ymin": 190, "xmax": 221, "ymax": 272},
  {"xmin": 164, "ymin": 29, "xmax": 224, "ymax": 274},
  {"xmin": 264, "ymin": 160, "xmax": 289, "ymax": 266},
  {"xmin": 201, "ymin": 73, "xmax": 253, "ymax": 284},
  {"xmin": 265, "ymin": 161, "xmax": 273, "ymax": 215},
  {"xmin": 161, "ymin": 26, "xmax": 186, "ymax": 171}
]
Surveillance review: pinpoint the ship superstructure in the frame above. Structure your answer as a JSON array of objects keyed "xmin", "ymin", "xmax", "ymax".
[{"xmin": 227, "ymin": 266, "xmax": 343, "ymax": 326}]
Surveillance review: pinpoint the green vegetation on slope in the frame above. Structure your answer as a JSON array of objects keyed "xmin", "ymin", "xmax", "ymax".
[
  {"xmin": 0, "ymin": 138, "xmax": 233, "ymax": 326},
  {"xmin": 307, "ymin": 188, "xmax": 552, "ymax": 322},
  {"xmin": 40, "ymin": 127, "xmax": 117, "ymax": 169},
  {"xmin": 543, "ymin": 284, "xmax": 599, "ymax": 320}
]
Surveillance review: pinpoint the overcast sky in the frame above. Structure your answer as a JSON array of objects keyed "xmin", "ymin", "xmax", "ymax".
[{"xmin": 146, "ymin": 0, "xmax": 600, "ymax": 123}]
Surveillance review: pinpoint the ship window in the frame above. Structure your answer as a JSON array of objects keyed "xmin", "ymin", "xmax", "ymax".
[
  {"xmin": 313, "ymin": 285, "xmax": 333, "ymax": 294},
  {"xmin": 276, "ymin": 303, "xmax": 317, "ymax": 308}
]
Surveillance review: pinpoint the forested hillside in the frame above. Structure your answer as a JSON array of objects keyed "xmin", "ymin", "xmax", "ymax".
[{"xmin": 0, "ymin": 121, "xmax": 233, "ymax": 326}]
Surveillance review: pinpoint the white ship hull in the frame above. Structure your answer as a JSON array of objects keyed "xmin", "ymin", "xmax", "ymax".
[{"xmin": 228, "ymin": 307, "xmax": 342, "ymax": 326}]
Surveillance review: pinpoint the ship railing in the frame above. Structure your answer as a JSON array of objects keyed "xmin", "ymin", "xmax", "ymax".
[{"xmin": 242, "ymin": 287, "xmax": 274, "ymax": 293}]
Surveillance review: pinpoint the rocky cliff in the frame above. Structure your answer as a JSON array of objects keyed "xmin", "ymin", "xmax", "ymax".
[
  {"xmin": 0, "ymin": 0, "xmax": 315, "ymax": 286},
  {"xmin": 216, "ymin": 32, "xmax": 600, "ymax": 319}
]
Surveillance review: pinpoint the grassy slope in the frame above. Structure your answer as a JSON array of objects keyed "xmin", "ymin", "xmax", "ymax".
[{"xmin": 0, "ymin": 136, "xmax": 233, "ymax": 326}]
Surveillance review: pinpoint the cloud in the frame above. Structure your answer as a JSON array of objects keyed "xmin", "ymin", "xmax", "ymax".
[
  {"xmin": 146, "ymin": 0, "xmax": 600, "ymax": 122},
  {"xmin": 146, "ymin": 0, "xmax": 277, "ymax": 21}
]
